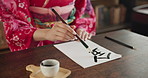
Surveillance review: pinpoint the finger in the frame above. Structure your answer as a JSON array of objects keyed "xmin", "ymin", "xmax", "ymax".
[
  {"xmin": 77, "ymin": 30, "xmax": 82, "ymax": 40},
  {"xmin": 66, "ymin": 25, "xmax": 77, "ymax": 35},
  {"xmin": 70, "ymin": 25, "xmax": 76, "ymax": 30},
  {"xmin": 67, "ymin": 32, "xmax": 75, "ymax": 40},
  {"xmin": 88, "ymin": 34, "xmax": 92, "ymax": 39},
  {"xmin": 81, "ymin": 31, "xmax": 87, "ymax": 41},
  {"xmin": 56, "ymin": 31, "xmax": 73, "ymax": 41},
  {"xmin": 56, "ymin": 27, "xmax": 67, "ymax": 34},
  {"xmin": 56, "ymin": 23, "xmax": 76, "ymax": 34},
  {"xmin": 84, "ymin": 32, "xmax": 89, "ymax": 41},
  {"xmin": 58, "ymin": 21, "xmax": 62, "ymax": 23},
  {"xmin": 55, "ymin": 34, "xmax": 69, "ymax": 41},
  {"xmin": 55, "ymin": 31, "xmax": 66, "ymax": 39},
  {"xmin": 56, "ymin": 28, "xmax": 75, "ymax": 40},
  {"xmin": 53, "ymin": 23, "xmax": 74, "ymax": 39}
]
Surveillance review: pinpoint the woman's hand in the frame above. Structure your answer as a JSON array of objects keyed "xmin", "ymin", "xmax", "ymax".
[
  {"xmin": 45, "ymin": 22, "xmax": 76, "ymax": 41},
  {"xmin": 76, "ymin": 28, "xmax": 92, "ymax": 41},
  {"xmin": 33, "ymin": 22, "xmax": 76, "ymax": 41}
]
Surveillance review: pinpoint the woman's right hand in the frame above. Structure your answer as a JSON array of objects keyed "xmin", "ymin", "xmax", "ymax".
[
  {"xmin": 45, "ymin": 22, "xmax": 76, "ymax": 41},
  {"xmin": 33, "ymin": 22, "xmax": 76, "ymax": 41}
]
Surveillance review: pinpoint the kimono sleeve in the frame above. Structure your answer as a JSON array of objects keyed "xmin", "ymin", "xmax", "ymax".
[
  {"xmin": 73, "ymin": 0, "xmax": 96, "ymax": 35},
  {"xmin": 0, "ymin": 0, "xmax": 38, "ymax": 52}
]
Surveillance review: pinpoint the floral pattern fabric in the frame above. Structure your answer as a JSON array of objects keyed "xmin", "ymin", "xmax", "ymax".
[{"xmin": 0, "ymin": 0, "xmax": 96, "ymax": 52}]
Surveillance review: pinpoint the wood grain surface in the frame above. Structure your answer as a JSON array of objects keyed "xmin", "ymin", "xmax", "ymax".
[{"xmin": 0, "ymin": 29, "xmax": 148, "ymax": 78}]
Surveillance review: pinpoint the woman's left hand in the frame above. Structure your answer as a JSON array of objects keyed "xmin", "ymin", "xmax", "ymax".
[{"xmin": 76, "ymin": 28, "xmax": 92, "ymax": 41}]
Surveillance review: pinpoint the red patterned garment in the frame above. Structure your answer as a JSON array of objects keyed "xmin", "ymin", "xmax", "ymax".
[{"xmin": 0, "ymin": 0, "xmax": 96, "ymax": 52}]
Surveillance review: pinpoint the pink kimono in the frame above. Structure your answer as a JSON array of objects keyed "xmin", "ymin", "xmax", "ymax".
[{"xmin": 0, "ymin": 0, "xmax": 96, "ymax": 52}]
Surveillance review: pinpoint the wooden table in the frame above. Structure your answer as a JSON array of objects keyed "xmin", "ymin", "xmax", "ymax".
[{"xmin": 0, "ymin": 29, "xmax": 148, "ymax": 78}]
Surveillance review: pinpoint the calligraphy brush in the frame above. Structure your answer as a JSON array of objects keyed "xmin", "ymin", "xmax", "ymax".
[{"xmin": 51, "ymin": 9, "xmax": 91, "ymax": 53}]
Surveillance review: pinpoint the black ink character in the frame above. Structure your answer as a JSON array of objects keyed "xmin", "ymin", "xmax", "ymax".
[{"xmin": 91, "ymin": 48, "xmax": 111, "ymax": 62}]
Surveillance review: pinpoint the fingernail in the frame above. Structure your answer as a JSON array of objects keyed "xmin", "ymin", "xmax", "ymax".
[
  {"xmin": 89, "ymin": 37, "xmax": 91, "ymax": 39},
  {"xmin": 85, "ymin": 38, "xmax": 87, "ymax": 41}
]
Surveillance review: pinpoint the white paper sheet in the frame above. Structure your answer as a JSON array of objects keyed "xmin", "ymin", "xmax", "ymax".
[{"xmin": 54, "ymin": 40, "xmax": 122, "ymax": 68}]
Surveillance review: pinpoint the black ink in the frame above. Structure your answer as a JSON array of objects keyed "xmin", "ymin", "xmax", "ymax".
[
  {"xmin": 99, "ymin": 53, "xmax": 105, "ymax": 56},
  {"xmin": 91, "ymin": 47, "xmax": 111, "ymax": 62},
  {"xmin": 94, "ymin": 56, "xmax": 98, "ymax": 62},
  {"xmin": 107, "ymin": 53, "xmax": 111, "ymax": 59}
]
